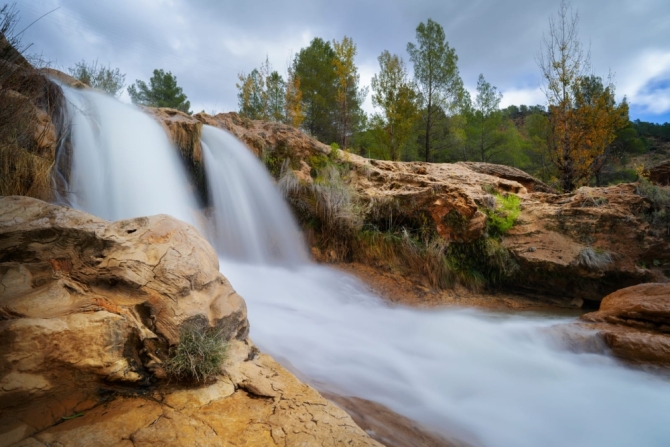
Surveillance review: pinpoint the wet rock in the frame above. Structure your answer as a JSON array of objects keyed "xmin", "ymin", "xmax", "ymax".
[
  {"xmin": 580, "ymin": 283, "xmax": 670, "ymax": 366},
  {"xmin": 0, "ymin": 196, "xmax": 381, "ymax": 447}
]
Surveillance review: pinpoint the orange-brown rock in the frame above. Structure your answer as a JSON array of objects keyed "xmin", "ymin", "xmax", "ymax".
[
  {"xmin": 38, "ymin": 68, "xmax": 88, "ymax": 90},
  {"xmin": 145, "ymin": 111, "xmax": 669, "ymax": 303},
  {"xmin": 580, "ymin": 283, "xmax": 670, "ymax": 366},
  {"xmin": 0, "ymin": 196, "xmax": 381, "ymax": 447},
  {"xmin": 144, "ymin": 107, "xmax": 203, "ymax": 164},
  {"xmin": 503, "ymin": 184, "xmax": 668, "ymax": 305},
  {"xmin": 457, "ymin": 161, "xmax": 556, "ymax": 193},
  {"xmin": 11, "ymin": 354, "xmax": 381, "ymax": 447}
]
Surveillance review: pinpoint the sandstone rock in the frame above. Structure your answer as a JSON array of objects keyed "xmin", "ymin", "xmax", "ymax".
[
  {"xmin": 183, "ymin": 112, "xmax": 669, "ymax": 303},
  {"xmin": 0, "ymin": 196, "xmax": 247, "ymax": 442},
  {"xmin": 144, "ymin": 107, "xmax": 203, "ymax": 165},
  {"xmin": 38, "ymin": 68, "xmax": 88, "ymax": 90},
  {"xmin": 580, "ymin": 283, "xmax": 670, "ymax": 366},
  {"xmin": 457, "ymin": 161, "xmax": 556, "ymax": 193},
  {"xmin": 0, "ymin": 196, "xmax": 382, "ymax": 447},
  {"xmin": 7, "ymin": 356, "xmax": 381, "ymax": 447},
  {"xmin": 503, "ymin": 184, "xmax": 668, "ymax": 304}
]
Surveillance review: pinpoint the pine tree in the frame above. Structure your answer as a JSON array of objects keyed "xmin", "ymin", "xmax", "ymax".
[
  {"xmin": 127, "ymin": 69, "xmax": 191, "ymax": 114},
  {"xmin": 407, "ymin": 19, "xmax": 464, "ymax": 162}
]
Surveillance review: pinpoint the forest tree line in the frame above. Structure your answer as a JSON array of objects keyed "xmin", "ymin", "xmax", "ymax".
[
  {"xmin": 234, "ymin": 4, "xmax": 665, "ymax": 191},
  {"xmin": 61, "ymin": 2, "xmax": 669, "ymax": 192}
]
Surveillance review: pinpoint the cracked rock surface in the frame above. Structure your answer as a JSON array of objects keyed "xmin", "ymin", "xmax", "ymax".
[{"xmin": 0, "ymin": 196, "xmax": 380, "ymax": 447}]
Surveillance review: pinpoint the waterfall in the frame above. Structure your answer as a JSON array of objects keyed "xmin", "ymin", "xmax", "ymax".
[
  {"xmin": 201, "ymin": 125, "xmax": 308, "ymax": 264},
  {"xmin": 58, "ymin": 91, "xmax": 670, "ymax": 447},
  {"xmin": 59, "ymin": 86, "xmax": 199, "ymax": 226}
]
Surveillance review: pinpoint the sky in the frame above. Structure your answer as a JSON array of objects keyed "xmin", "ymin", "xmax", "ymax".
[{"xmin": 14, "ymin": 0, "xmax": 670, "ymax": 123}]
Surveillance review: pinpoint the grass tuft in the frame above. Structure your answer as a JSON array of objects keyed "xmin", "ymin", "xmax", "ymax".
[
  {"xmin": 164, "ymin": 319, "xmax": 228, "ymax": 383},
  {"xmin": 577, "ymin": 247, "xmax": 613, "ymax": 270}
]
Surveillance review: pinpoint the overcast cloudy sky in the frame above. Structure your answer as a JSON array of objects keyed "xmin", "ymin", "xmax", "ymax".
[{"xmin": 15, "ymin": 0, "xmax": 670, "ymax": 123}]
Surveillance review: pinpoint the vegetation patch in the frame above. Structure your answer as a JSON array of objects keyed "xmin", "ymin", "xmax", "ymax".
[
  {"xmin": 484, "ymin": 193, "xmax": 521, "ymax": 238},
  {"xmin": 637, "ymin": 178, "xmax": 670, "ymax": 237},
  {"xmin": 577, "ymin": 247, "xmax": 613, "ymax": 271},
  {"xmin": 164, "ymin": 319, "xmax": 228, "ymax": 383}
]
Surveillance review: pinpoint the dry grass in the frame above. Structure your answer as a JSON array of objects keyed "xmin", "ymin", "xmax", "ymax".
[
  {"xmin": 164, "ymin": 319, "xmax": 228, "ymax": 383},
  {"xmin": 0, "ymin": 6, "xmax": 66, "ymax": 200},
  {"xmin": 279, "ymin": 160, "xmax": 363, "ymax": 260},
  {"xmin": 577, "ymin": 247, "xmax": 613, "ymax": 271}
]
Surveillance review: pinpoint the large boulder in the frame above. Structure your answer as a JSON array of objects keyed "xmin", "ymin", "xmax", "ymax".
[
  {"xmin": 0, "ymin": 196, "xmax": 380, "ymax": 447},
  {"xmin": 580, "ymin": 283, "xmax": 670, "ymax": 366},
  {"xmin": 503, "ymin": 184, "xmax": 667, "ymax": 305}
]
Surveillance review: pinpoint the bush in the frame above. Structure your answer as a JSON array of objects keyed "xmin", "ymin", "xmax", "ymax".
[
  {"xmin": 164, "ymin": 320, "xmax": 228, "ymax": 383},
  {"xmin": 68, "ymin": 60, "xmax": 126, "ymax": 97},
  {"xmin": 485, "ymin": 193, "xmax": 521, "ymax": 237}
]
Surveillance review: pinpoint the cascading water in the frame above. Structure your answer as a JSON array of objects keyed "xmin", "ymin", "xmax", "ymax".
[
  {"xmin": 59, "ymin": 86, "xmax": 199, "ymax": 226},
  {"xmin": 201, "ymin": 125, "xmax": 308, "ymax": 264},
  {"xmin": 60, "ymin": 91, "xmax": 670, "ymax": 447}
]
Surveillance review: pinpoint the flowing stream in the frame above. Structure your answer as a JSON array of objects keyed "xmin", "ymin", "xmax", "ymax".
[{"xmin": 59, "ymin": 89, "xmax": 670, "ymax": 447}]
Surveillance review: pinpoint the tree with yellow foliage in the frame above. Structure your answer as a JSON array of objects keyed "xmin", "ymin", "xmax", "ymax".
[
  {"xmin": 333, "ymin": 36, "xmax": 367, "ymax": 149},
  {"xmin": 284, "ymin": 66, "xmax": 305, "ymax": 128},
  {"xmin": 538, "ymin": 1, "xmax": 627, "ymax": 191}
]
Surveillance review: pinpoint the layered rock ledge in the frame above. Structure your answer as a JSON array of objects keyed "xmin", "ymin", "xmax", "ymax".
[
  {"xmin": 146, "ymin": 111, "xmax": 669, "ymax": 305},
  {"xmin": 0, "ymin": 196, "xmax": 380, "ymax": 447},
  {"xmin": 580, "ymin": 282, "xmax": 670, "ymax": 367}
]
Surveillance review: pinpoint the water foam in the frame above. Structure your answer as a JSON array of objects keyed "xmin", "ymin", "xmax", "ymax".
[{"xmin": 59, "ymin": 91, "xmax": 670, "ymax": 446}]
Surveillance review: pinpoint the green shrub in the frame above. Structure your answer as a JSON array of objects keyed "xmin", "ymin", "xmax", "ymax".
[
  {"xmin": 485, "ymin": 194, "xmax": 521, "ymax": 237},
  {"xmin": 164, "ymin": 320, "xmax": 228, "ymax": 383}
]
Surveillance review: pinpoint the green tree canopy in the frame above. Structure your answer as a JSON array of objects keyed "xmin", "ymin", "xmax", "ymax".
[
  {"xmin": 407, "ymin": 19, "xmax": 464, "ymax": 162},
  {"xmin": 127, "ymin": 69, "xmax": 191, "ymax": 114},
  {"xmin": 293, "ymin": 37, "xmax": 338, "ymax": 144},
  {"xmin": 68, "ymin": 60, "xmax": 126, "ymax": 97},
  {"xmin": 465, "ymin": 74, "xmax": 505, "ymax": 162},
  {"xmin": 370, "ymin": 51, "xmax": 419, "ymax": 161}
]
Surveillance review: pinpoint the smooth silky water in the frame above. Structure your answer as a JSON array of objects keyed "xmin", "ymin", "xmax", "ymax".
[{"xmin": 59, "ymin": 92, "xmax": 670, "ymax": 447}]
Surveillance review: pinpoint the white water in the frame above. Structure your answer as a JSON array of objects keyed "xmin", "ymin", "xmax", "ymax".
[
  {"xmin": 60, "ymin": 86, "xmax": 199, "ymax": 225},
  {"xmin": 201, "ymin": 125, "xmax": 308, "ymax": 264},
  {"xmin": 60, "ymin": 93, "xmax": 670, "ymax": 447}
]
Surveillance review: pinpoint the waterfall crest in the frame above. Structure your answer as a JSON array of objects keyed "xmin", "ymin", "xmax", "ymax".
[
  {"xmin": 201, "ymin": 125, "xmax": 308, "ymax": 265},
  {"xmin": 59, "ymin": 86, "xmax": 199, "ymax": 226}
]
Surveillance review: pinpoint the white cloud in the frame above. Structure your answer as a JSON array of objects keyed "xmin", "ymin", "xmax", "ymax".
[
  {"xmin": 618, "ymin": 50, "xmax": 670, "ymax": 115},
  {"xmin": 499, "ymin": 87, "xmax": 545, "ymax": 109}
]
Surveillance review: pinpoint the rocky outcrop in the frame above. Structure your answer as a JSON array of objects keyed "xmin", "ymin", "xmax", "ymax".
[
  {"xmin": 145, "ymin": 107, "xmax": 203, "ymax": 165},
  {"xmin": 649, "ymin": 160, "xmax": 670, "ymax": 186},
  {"xmin": 580, "ymin": 283, "xmax": 670, "ymax": 366},
  {"xmin": 457, "ymin": 162, "xmax": 556, "ymax": 193},
  {"xmin": 171, "ymin": 112, "xmax": 668, "ymax": 304},
  {"xmin": 0, "ymin": 50, "xmax": 65, "ymax": 200},
  {"xmin": 0, "ymin": 196, "xmax": 380, "ymax": 447},
  {"xmin": 503, "ymin": 184, "xmax": 668, "ymax": 305}
]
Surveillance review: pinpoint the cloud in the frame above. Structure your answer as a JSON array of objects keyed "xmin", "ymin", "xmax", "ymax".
[
  {"xmin": 499, "ymin": 87, "xmax": 545, "ymax": 109},
  {"xmin": 16, "ymin": 0, "xmax": 670, "ymax": 122}
]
